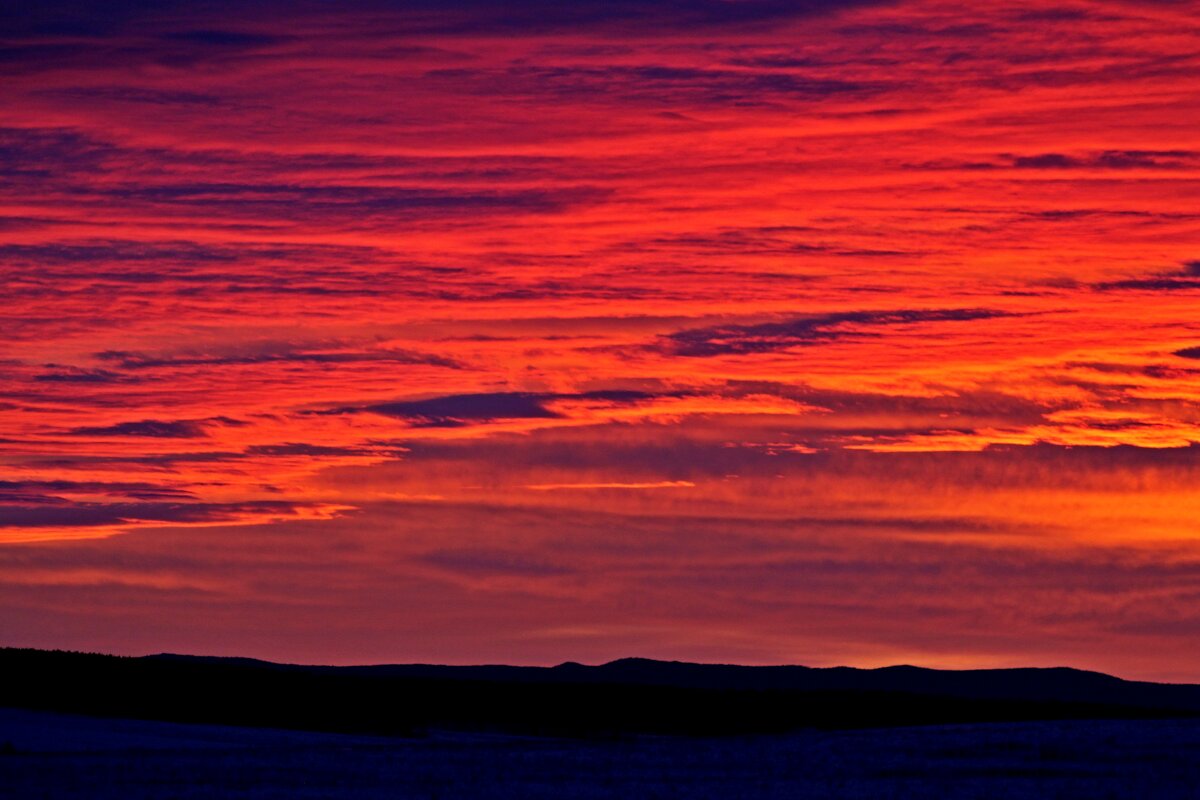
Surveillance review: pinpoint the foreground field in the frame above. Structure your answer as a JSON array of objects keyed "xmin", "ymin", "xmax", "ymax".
[{"xmin": 4, "ymin": 707, "xmax": 1200, "ymax": 799}]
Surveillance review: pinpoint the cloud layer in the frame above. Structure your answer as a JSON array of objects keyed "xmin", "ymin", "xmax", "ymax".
[{"xmin": 2, "ymin": 0, "xmax": 1200, "ymax": 679}]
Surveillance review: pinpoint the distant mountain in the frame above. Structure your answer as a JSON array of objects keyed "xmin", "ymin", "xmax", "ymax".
[
  {"xmin": 3, "ymin": 648, "xmax": 1198, "ymax": 738},
  {"xmin": 326, "ymin": 656, "xmax": 1200, "ymax": 704},
  {"xmin": 149, "ymin": 652, "xmax": 1200, "ymax": 712}
]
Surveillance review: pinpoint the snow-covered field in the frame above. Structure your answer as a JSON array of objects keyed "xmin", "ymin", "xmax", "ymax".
[{"xmin": 3, "ymin": 707, "xmax": 1200, "ymax": 799}]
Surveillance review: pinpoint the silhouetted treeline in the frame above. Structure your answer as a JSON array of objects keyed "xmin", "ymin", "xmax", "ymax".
[{"xmin": 2, "ymin": 648, "xmax": 1197, "ymax": 738}]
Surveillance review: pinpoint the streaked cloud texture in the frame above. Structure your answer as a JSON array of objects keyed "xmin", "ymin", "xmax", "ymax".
[{"xmin": 2, "ymin": 0, "xmax": 1200, "ymax": 679}]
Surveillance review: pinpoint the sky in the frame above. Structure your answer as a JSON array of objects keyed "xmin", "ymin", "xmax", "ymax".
[{"xmin": 2, "ymin": 0, "xmax": 1199, "ymax": 681}]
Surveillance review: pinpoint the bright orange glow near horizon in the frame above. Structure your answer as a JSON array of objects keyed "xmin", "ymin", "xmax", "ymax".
[{"xmin": 3, "ymin": 0, "xmax": 1200, "ymax": 681}]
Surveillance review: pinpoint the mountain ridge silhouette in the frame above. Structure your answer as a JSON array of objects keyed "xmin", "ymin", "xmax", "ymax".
[{"xmin": 5, "ymin": 648, "xmax": 1198, "ymax": 738}]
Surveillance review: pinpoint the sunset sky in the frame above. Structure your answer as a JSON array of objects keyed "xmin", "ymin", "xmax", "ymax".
[{"xmin": 3, "ymin": 0, "xmax": 1200, "ymax": 680}]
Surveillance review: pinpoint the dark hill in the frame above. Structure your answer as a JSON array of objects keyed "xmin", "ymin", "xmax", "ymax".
[{"xmin": 3, "ymin": 648, "xmax": 1198, "ymax": 738}]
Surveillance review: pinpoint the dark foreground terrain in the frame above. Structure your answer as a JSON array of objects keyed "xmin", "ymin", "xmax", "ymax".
[
  {"xmin": 4, "ymin": 707, "xmax": 1200, "ymax": 799},
  {"xmin": 6, "ymin": 649, "xmax": 1200, "ymax": 797},
  {"xmin": 5, "ymin": 648, "xmax": 1200, "ymax": 738}
]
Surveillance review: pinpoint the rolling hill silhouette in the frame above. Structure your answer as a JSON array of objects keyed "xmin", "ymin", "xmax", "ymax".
[{"xmin": 4, "ymin": 648, "xmax": 1199, "ymax": 738}]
